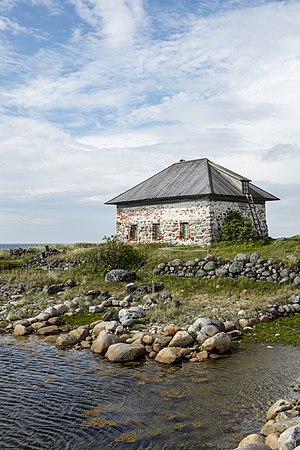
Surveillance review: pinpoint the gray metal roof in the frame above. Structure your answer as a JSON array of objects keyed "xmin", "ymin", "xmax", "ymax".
[{"xmin": 106, "ymin": 158, "xmax": 279, "ymax": 205}]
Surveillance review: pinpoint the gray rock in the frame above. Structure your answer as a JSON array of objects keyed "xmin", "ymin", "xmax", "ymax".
[
  {"xmin": 54, "ymin": 303, "xmax": 69, "ymax": 315},
  {"xmin": 36, "ymin": 312, "xmax": 51, "ymax": 321},
  {"xmin": 105, "ymin": 321, "xmax": 121, "ymax": 332},
  {"xmin": 128, "ymin": 306, "xmax": 145, "ymax": 319},
  {"xmin": 121, "ymin": 318, "xmax": 135, "ymax": 327},
  {"xmin": 168, "ymin": 330, "xmax": 194, "ymax": 348},
  {"xmin": 201, "ymin": 324, "xmax": 220, "ymax": 337},
  {"xmin": 36, "ymin": 325, "xmax": 61, "ymax": 336},
  {"xmin": 56, "ymin": 334, "xmax": 78, "ymax": 347},
  {"xmin": 89, "ymin": 305, "xmax": 102, "ymax": 313},
  {"xmin": 92, "ymin": 321, "xmax": 110, "ymax": 336},
  {"xmin": 105, "ymin": 269, "xmax": 136, "ymax": 283},
  {"xmin": 234, "ymin": 253, "xmax": 250, "ymax": 262},
  {"xmin": 13, "ymin": 324, "xmax": 33, "ymax": 336},
  {"xmin": 238, "ymin": 434, "xmax": 266, "ymax": 447},
  {"xmin": 274, "ymin": 417, "xmax": 300, "ymax": 434},
  {"xmin": 195, "ymin": 331, "xmax": 208, "ymax": 345},
  {"xmin": 155, "ymin": 347, "xmax": 183, "ymax": 364},
  {"xmin": 229, "ymin": 261, "xmax": 244, "ymax": 274},
  {"xmin": 171, "ymin": 259, "xmax": 184, "ymax": 267},
  {"xmin": 195, "ymin": 269, "xmax": 205, "ymax": 277},
  {"xmin": 14, "ymin": 319, "xmax": 31, "ymax": 327},
  {"xmin": 105, "ymin": 343, "xmax": 145, "ymax": 362},
  {"xmin": 91, "ymin": 332, "xmax": 121, "ymax": 354},
  {"xmin": 210, "ymin": 319, "xmax": 226, "ymax": 332},
  {"xmin": 32, "ymin": 321, "xmax": 49, "ymax": 331},
  {"xmin": 190, "ymin": 317, "xmax": 212, "ymax": 332},
  {"xmin": 294, "ymin": 276, "xmax": 300, "ymax": 286},
  {"xmin": 215, "ymin": 268, "xmax": 228, "ymax": 278},
  {"xmin": 203, "ymin": 261, "xmax": 216, "ymax": 271},
  {"xmin": 47, "ymin": 284, "xmax": 65, "ymax": 295},
  {"xmin": 202, "ymin": 332, "xmax": 231, "ymax": 353},
  {"xmin": 278, "ymin": 424, "xmax": 300, "ymax": 450},
  {"xmin": 44, "ymin": 306, "xmax": 59, "ymax": 317},
  {"xmin": 250, "ymin": 252, "xmax": 260, "ymax": 263},
  {"xmin": 69, "ymin": 327, "xmax": 89, "ymax": 341},
  {"xmin": 266, "ymin": 399, "xmax": 292, "ymax": 420}
]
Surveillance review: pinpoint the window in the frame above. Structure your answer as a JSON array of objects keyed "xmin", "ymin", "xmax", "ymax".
[
  {"xmin": 242, "ymin": 181, "xmax": 250, "ymax": 194},
  {"xmin": 180, "ymin": 222, "xmax": 189, "ymax": 239},
  {"xmin": 152, "ymin": 223, "xmax": 161, "ymax": 240},
  {"xmin": 129, "ymin": 225, "xmax": 138, "ymax": 240}
]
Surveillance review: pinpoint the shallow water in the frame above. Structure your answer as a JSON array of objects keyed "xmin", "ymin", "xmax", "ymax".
[{"xmin": 0, "ymin": 335, "xmax": 299, "ymax": 450}]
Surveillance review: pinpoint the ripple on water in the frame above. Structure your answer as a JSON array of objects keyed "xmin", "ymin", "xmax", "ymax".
[{"xmin": 0, "ymin": 336, "xmax": 299, "ymax": 450}]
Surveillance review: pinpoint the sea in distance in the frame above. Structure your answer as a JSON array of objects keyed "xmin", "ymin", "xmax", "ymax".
[{"xmin": 0, "ymin": 243, "xmax": 59, "ymax": 249}]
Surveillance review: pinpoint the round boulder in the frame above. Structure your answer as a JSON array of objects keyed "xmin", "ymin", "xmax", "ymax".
[
  {"xmin": 56, "ymin": 334, "xmax": 78, "ymax": 348},
  {"xmin": 238, "ymin": 434, "xmax": 266, "ymax": 447},
  {"xmin": 155, "ymin": 347, "xmax": 183, "ymax": 364},
  {"xmin": 105, "ymin": 269, "xmax": 136, "ymax": 283},
  {"xmin": 105, "ymin": 343, "xmax": 145, "ymax": 362},
  {"xmin": 91, "ymin": 332, "xmax": 121, "ymax": 354},
  {"xmin": 169, "ymin": 330, "xmax": 194, "ymax": 348},
  {"xmin": 229, "ymin": 261, "xmax": 244, "ymax": 274},
  {"xmin": 202, "ymin": 332, "xmax": 231, "ymax": 353}
]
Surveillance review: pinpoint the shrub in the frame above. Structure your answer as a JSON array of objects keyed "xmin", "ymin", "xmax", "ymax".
[
  {"xmin": 97, "ymin": 236, "xmax": 145, "ymax": 273},
  {"xmin": 221, "ymin": 210, "xmax": 258, "ymax": 243}
]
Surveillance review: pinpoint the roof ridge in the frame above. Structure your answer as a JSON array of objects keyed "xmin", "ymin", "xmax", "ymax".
[
  {"xmin": 206, "ymin": 159, "xmax": 214, "ymax": 194},
  {"xmin": 209, "ymin": 160, "xmax": 250, "ymax": 181}
]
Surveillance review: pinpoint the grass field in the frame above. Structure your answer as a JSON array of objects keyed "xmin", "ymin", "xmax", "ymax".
[{"xmin": 0, "ymin": 236, "xmax": 299, "ymax": 326}]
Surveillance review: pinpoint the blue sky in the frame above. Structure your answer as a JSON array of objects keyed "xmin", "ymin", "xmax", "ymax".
[{"xmin": 0, "ymin": 0, "xmax": 299, "ymax": 243}]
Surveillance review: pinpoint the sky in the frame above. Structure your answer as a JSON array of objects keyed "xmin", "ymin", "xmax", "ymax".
[{"xmin": 0, "ymin": 0, "xmax": 300, "ymax": 243}]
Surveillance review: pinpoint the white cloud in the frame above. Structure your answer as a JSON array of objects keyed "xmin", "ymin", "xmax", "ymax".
[
  {"xmin": 263, "ymin": 143, "xmax": 300, "ymax": 161},
  {"xmin": 70, "ymin": 0, "xmax": 147, "ymax": 46}
]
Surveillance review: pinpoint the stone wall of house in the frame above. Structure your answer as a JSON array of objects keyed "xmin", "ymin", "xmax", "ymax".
[
  {"xmin": 115, "ymin": 199, "xmax": 268, "ymax": 245},
  {"xmin": 210, "ymin": 200, "xmax": 268, "ymax": 241},
  {"xmin": 116, "ymin": 200, "xmax": 213, "ymax": 245}
]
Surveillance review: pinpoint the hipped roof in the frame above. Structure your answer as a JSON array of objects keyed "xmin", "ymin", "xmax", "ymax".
[{"xmin": 106, "ymin": 158, "xmax": 279, "ymax": 205}]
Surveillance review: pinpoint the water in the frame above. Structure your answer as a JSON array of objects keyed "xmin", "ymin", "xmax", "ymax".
[
  {"xmin": 0, "ymin": 336, "xmax": 299, "ymax": 450},
  {"xmin": 0, "ymin": 244, "xmax": 52, "ymax": 249}
]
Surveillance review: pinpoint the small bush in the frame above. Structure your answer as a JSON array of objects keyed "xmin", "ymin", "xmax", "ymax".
[
  {"xmin": 97, "ymin": 236, "xmax": 145, "ymax": 273},
  {"xmin": 221, "ymin": 210, "xmax": 258, "ymax": 243}
]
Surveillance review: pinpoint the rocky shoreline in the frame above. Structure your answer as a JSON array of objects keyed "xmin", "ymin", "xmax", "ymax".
[
  {"xmin": 233, "ymin": 397, "xmax": 300, "ymax": 450},
  {"xmin": 1, "ymin": 247, "xmax": 300, "ymax": 449}
]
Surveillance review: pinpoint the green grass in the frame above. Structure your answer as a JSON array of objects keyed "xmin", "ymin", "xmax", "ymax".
[
  {"xmin": 60, "ymin": 312, "xmax": 104, "ymax": 327},
  {"xmin": 242, "ymin": 315, "xmax": 300, "ymax": 346},
  {"xmin": 0, "ymin": 259, "xmax": 26, "ymax": 271},
  {"xmin": 136, "ymin": 235, "xmax": 300, "ymax": 269}
]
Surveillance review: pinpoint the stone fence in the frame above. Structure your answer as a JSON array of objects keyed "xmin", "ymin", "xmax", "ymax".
[{"xmin": 153, "ymin": 252, "xmax": 300, "ymax": 286}]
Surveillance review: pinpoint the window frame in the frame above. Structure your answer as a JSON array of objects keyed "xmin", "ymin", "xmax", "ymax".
[
  {"xmin": 129, "ymin": 224, "xmax": 138, "ymax": 240},
  {"xmin": 179, "ymin": 222, "xmax": 189, "ymax": 239},
  {"xmin": 152, "ymin": 223, "xmax": 161, "ymax": 240}
]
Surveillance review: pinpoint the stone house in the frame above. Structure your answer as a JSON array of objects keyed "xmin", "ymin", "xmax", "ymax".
[{"xmin": 106, "ymin": 158, "xmax": 279, "ymax": 245}]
